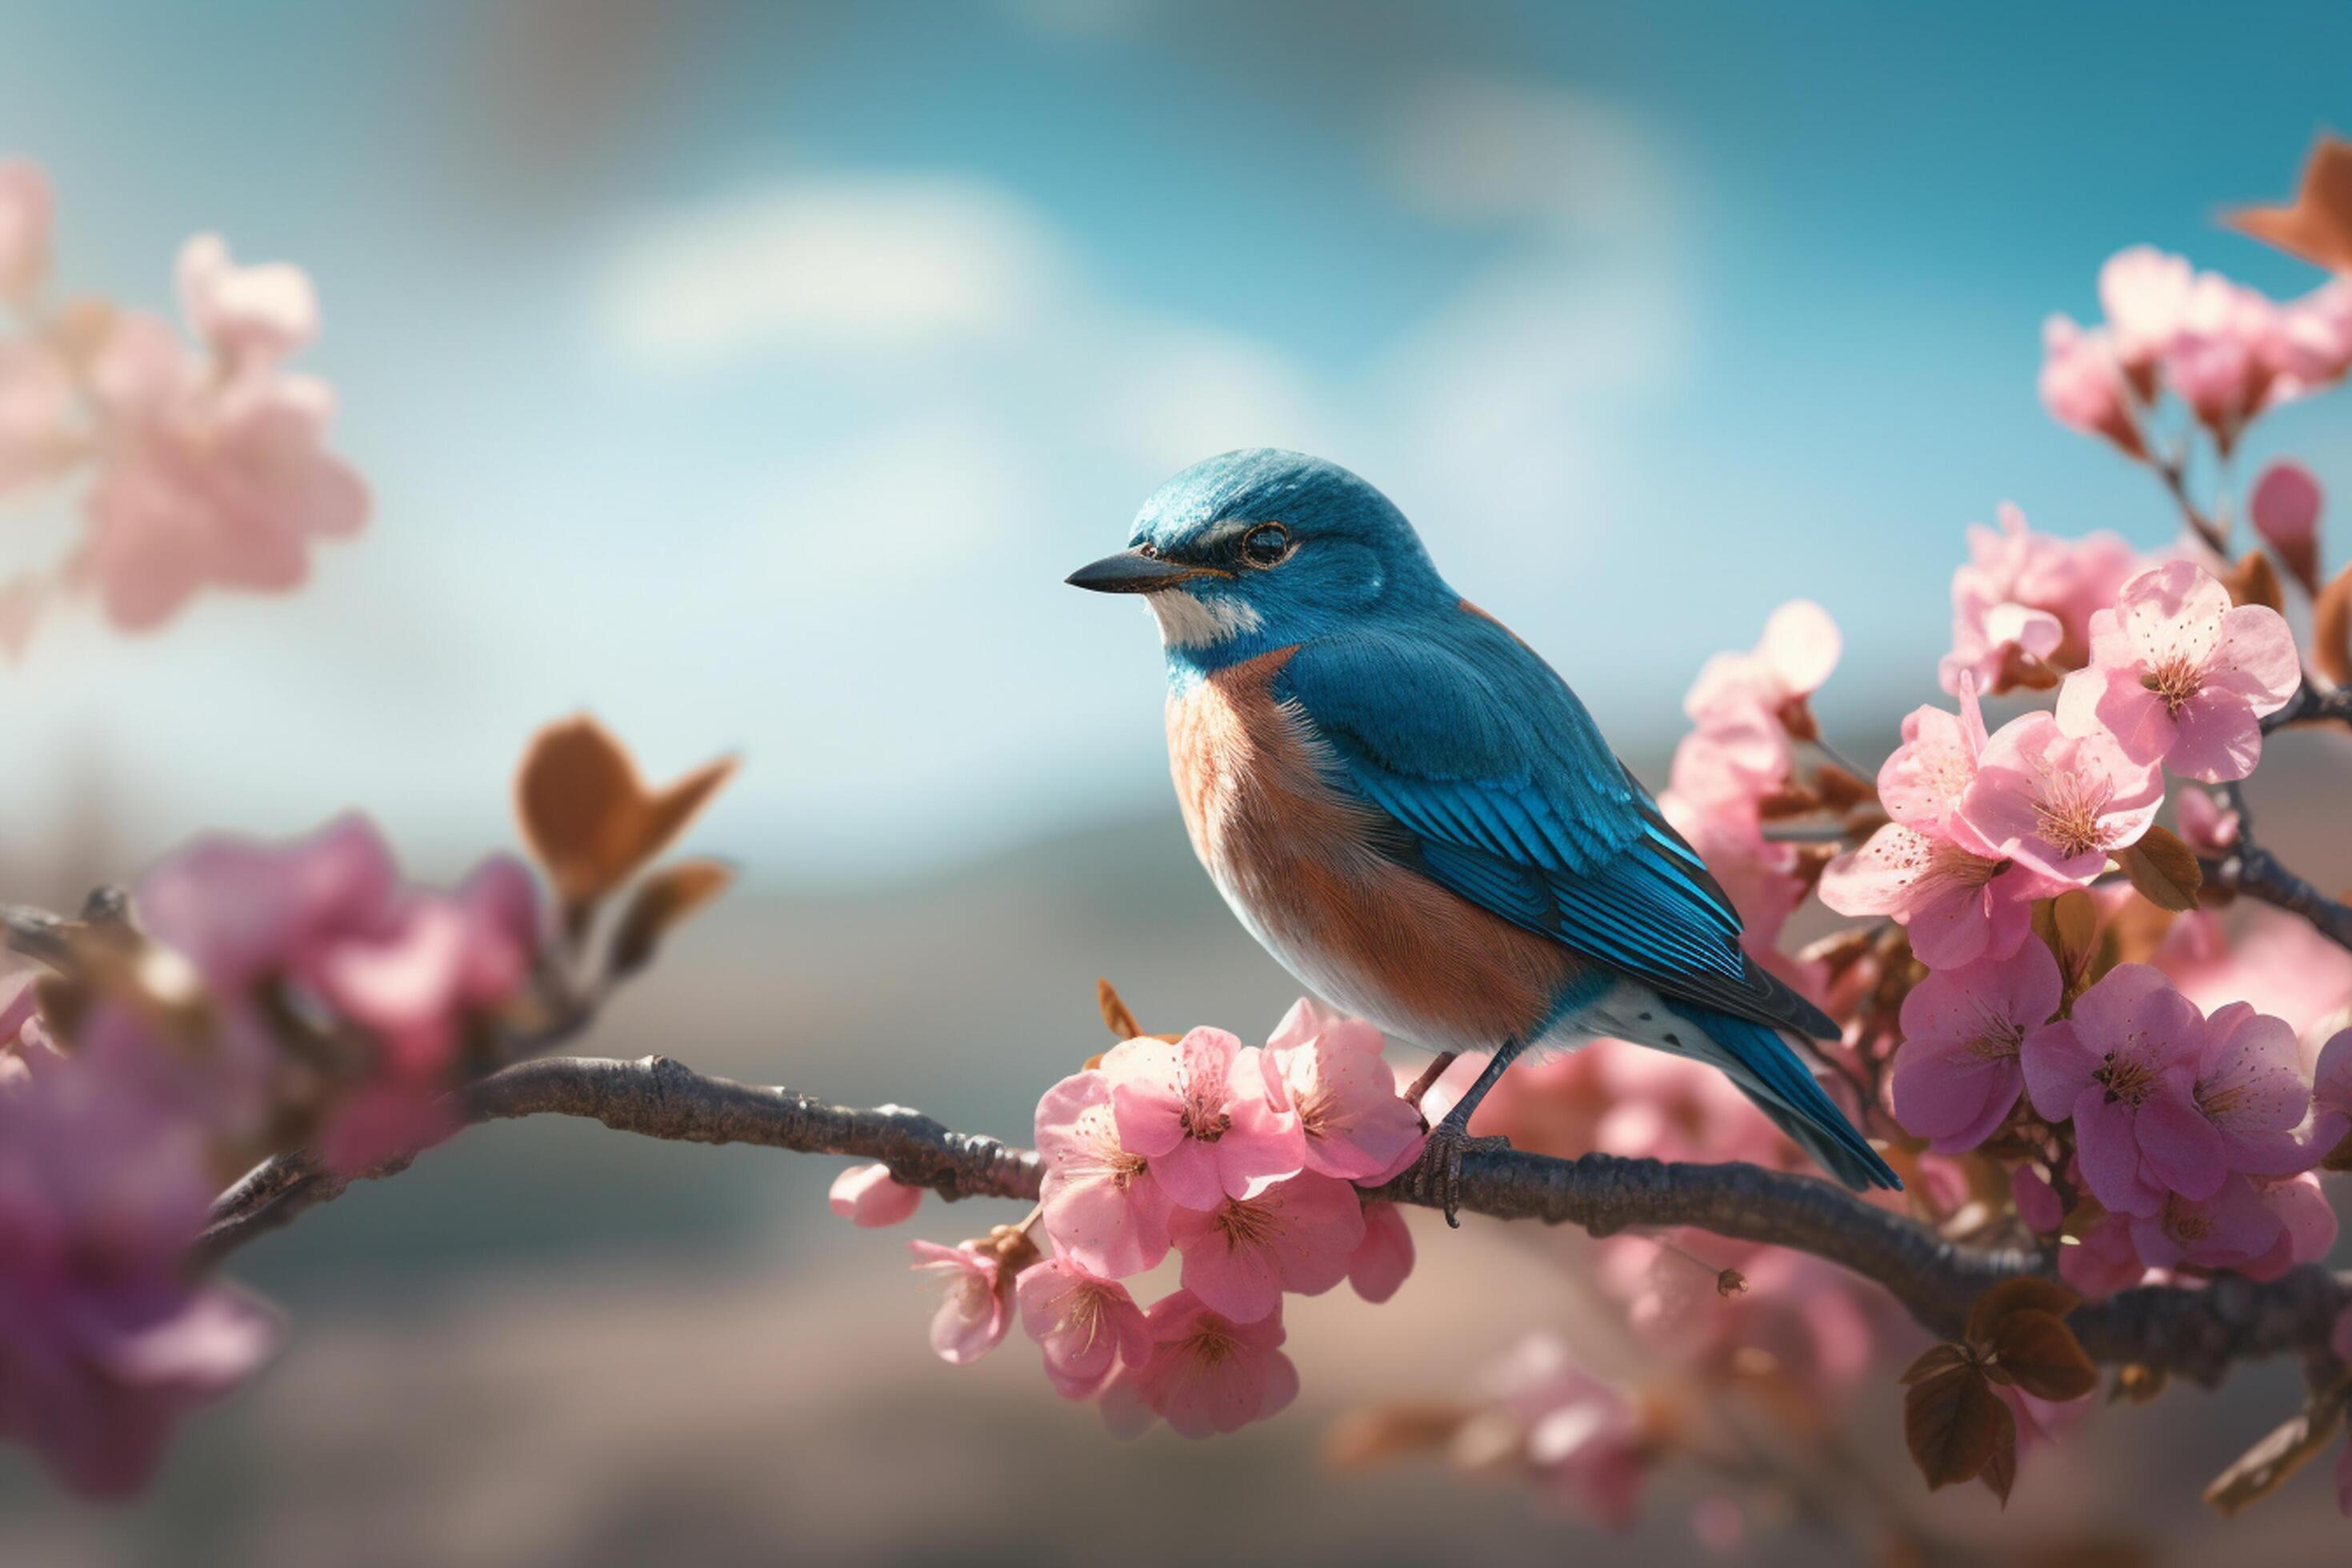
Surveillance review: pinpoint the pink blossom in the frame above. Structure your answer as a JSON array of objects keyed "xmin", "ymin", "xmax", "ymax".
[
  {"xmin": 1034, "ymin": 1069, "xmax": 1173, "ymax": 1278},
  {"xmin": 2059, "ymin": 1212, "xmax": 2149, "ymax": 1300},
  {"xmin": 2023, "ymin": 965, "xmax": 2214, "ymax": 1216},
  {"xmin": 2011, "ymin": 1166, "xmax": 2064, "ymax": 1234},
  {"xmin": 2126, "ymin": 1174, "xmax": 2283, "ymax": 1273},
  {"xmin": 2056, "ymin": 562, "xmax": 2300, "ymax": 782},
  {"xmin": 134, "ymin": 818, "xmax": 542, "ymax": 1170},
  {"xmin": 1958, "ymin": 713, "xmax": 2162, "ymax": 886},
  {"xmin": 2098, "ymin": 247, "xmax": 2195, "ymax": 378},
  {"xmin": 1256, "ymin": 998, "xmax": 1422, "ymax": 1181},
  {"xmin": 2249, "ymin": 460, "xmax": 2323, "ymax": 593},
  {"xmin": 1816, "ymin": 820, "xmax": 2054, "ymax": 970},
  {"xmin": 174, "ymin": 235, "xmax": 318, "ymax": 369},
  {"xmin": 0, "ymin": 158, "xmax": 50, "ymax": 306},
  {"xmin": 906, "ymin": 1240, "xmax": 1012, "ymax": 1366},
  {"xmin": 0, "ymin": 339, "xmax": 79, "ymax": 500},
  {"xmin": 80, "ymin": 312, "xmax": 369, "ymax": 632},
  {"xmin": 2238, "ymin": 1173, "xmax": 2337, "ymax": 1282},
  {"xmin": 1878, "ymin": 676, "xmax": 1990, "ymax": 835},
  {"xmin": 2185, "ymin": 1003, "xmax": 2314, "ymax": 1176},
  {"xmin": 2162, "ymin": 272, "xmax": 2280, "ymax": 448},
  {"xmin": 1166, "ymin": 1170, "xmax": 1366, "ymax": 1322},
  {"xmin": 1098, "ymin": 1291, "xmax": 1299, "ymax": 1439},
  {"xmin": 1486, "ymin": 1334, "xmax": 1649, "ymax": 1529},
  {"xmin": 1889, "ymin": 938, "xmax": 2061, "ymax": 1153},
  {"xmin": 1940, "ymin": 503, "xmax": 2138, "ymax": 694},
  {"xmin": 2173, "ymin": 787, "xmax": 2239, "ymax": 858},
  {"xmin": 2316, "ymin": 1030, "xmax": 2352, "ymax": 1122},
  {"xmin": 1103, "ymin": 1027, "xmax": 1303, "ymax": 1210},
  {"xmin": 0, "ymin": 1060, "xmax": 279, "ymax": 1497},
  {"xmin": 1348, "ymin": 1200, "xmax": 1414, "ymax": 1303},
  {"xmin": 1682, "ymin": 599, "xmax": 1840, "ymax": 737},
  {"xmin": 1014, "ymin": 1254, "xmax": 1152, "ymax": 1399},
  {"xmin": 829, "ymin": 1163, "xmax": 922, "ymax": 1228},
  {"xmin": 2163, "ymin": 908, "xmax": 2352, "ymax": 1043},
  {"xmin": 2270, "ymin": 278, "xmax": 2352, "ymax": 404},
  {"xmin": 2038, "ymin": 316, "xmax": 2142, "ymax": 460}
]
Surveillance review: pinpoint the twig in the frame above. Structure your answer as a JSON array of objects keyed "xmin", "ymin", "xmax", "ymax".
[
  {"xmin": 2200, "ymin": 781, "xmax": 2352, "ymax": 953},
  {"xmin": 198, "ymin": 1053, "xmax": 2350, "ymax": 1386},
  {"xmin": 2262, "ymin": 682, "xmax": 2352, "ymax": 734}
]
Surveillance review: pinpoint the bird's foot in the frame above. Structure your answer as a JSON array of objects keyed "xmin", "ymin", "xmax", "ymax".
[{"xmin": 1403, "ymin": 1125, "xmax": 1510, "ymax": 1227}]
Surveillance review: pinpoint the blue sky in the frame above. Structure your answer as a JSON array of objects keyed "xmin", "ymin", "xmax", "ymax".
[{"xmin": 2, "ymin": 0, "xmax": 2348, "ymax": 883}]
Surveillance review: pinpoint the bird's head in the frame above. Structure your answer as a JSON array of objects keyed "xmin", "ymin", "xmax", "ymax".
[{"xmin": 1067, "ymin": 449, "xmax": 1449, "ymax": 673}]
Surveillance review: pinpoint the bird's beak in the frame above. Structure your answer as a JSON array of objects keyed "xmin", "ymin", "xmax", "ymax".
[{"xmin": 1064, "ymin": 549, "xmax": 1211, "ymax": 594}]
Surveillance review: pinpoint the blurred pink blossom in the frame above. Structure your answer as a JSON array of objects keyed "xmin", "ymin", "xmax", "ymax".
[
  {"xmin": 2059, "ymin": 1212, "xmax": 2149, "ymax": 1300},
  {"xmin": 2172, "ymin": 787, "xmax": 2239, "ymax": 858},
  {"xmin": 1486, "ymin": 1334, "xmax": 1650, "ymax": 1529},
  {"xmin": 1257, "ymin": 998, "xmax": 1422, "ymax": 1181},
  {"xmin": 0, "ymin": 338, "xmax": 78, "ymax": 498},
  {"xmin": 2238, "ymin": 1172, "xmax": 2337, "ymax": 1282},
  {"xmin": 1682, "ymin": 599, "xmax": 1840, "ymax": 736},
  {"xmin": 2038, "ymin": 317, "xmax": 2143, "ymax": 460},
  {"xmin": 1103, "ymin": 1026, "xmax": 1303, "ymax": 1210},
  {"xmin": 2055, "ymin": 562, "xmax": 2299, "ymax": 782},
  {"xmin": 1958, "ymin": 712, "xmax": 2162, "ymax": 886},
  {"xmin": 1347, "ymin": 1200, "xmax": 1414, "ymax": 1303},
  {"xmin": 0, "ymin": 158, "xmax": 50, "ymax": 306},
  {"xmin": 1890, "ymin": 938, "xmax": 2061, "ymax": 1153},
  {"xmin": 0, "ymin": 1060, "xmax": 279, "ymax": 1497},
  {"xmin": 906, "ymin": 1241, "xmax": 1013, "ymax": 1366},
  {"xmin": 2022, "ymin": 965, "xmax": 2211, "ymax": 1216},
  {"xmin": 1940, "ymin": 503, "xmax": 2138, "ymax": 694},
  {"xmin": 2011, "ymin": 1165, "xmax": 2064, "ymax": 1234},
  {"xmin": 829, "ymin": 1163, "xmax": 922, "ymax": 1228},
  {"xmin": 134, "ymin": 817, "xmax": 543, "ymax": 1174},
  {"xmin": 2248, "ymin": 460, "xmax": 2323, "ymax": 592},
  {"xmin": 1098, "ymin": 1290, "xmax": 1299, "ymax": 1439},
  {"xmin": 1033, "ymin": 1068, "xmax": 1173, "ymax": 1278},
  {"xmin": 175, "ymin": 234, "xmax": 318, "ymax": 369},
  {"xmin": 1166, "ymin": 1170, "xmax": 1365, "ymax": 1322},
  {"xmin": 1014, "ymin": 1255, "xmax": 1151, "ymax": 1399},
  {"xmin": 2098, "ymin": 246, "xmax": 2195, "ymax": 379}
]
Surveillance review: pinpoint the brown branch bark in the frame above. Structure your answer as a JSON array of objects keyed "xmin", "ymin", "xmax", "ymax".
[
  {"xmin": 2262, "ymin": 681, "xmax": 2352, "ymax": 734},
  {"xmin": 198, "ymin": 1053, "xmax": 2350, "ymax": 1388},
  {"xmin": 2199, "ymin": 778, "xmax": 2352, "ymax": 953}
]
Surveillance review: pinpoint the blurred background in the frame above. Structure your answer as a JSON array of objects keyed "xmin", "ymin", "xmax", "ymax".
[{"xmin": 3, "ymin": 1, "xmax": 2351, "ymax": 1563}]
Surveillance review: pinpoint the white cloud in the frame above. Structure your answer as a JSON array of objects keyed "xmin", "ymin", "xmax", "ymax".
[{"xmin": 596, "ymin": 178, "xmax": 1070, "ymax": 371}]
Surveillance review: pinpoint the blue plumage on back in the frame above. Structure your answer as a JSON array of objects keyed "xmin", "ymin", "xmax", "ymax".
[{"xmin": 1071, "ymin": 448, "xmax": 1898, "ymax": 1201}]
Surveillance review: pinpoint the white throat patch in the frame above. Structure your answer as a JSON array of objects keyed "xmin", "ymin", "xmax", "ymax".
[{"xmin": 1148, "ymin": 589, "xmax": 1262, "ymax": 649}]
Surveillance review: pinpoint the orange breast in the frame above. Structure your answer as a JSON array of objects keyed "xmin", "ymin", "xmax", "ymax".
[{"xmin": 1165, "ymin": 646, "xmax": 1577, "ymax": 1054}]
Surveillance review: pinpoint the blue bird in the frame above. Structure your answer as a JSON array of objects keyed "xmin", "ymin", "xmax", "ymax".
[{"xmin": 1067, "ymin": 449, "xmax": 1898, "ymax": 1220}]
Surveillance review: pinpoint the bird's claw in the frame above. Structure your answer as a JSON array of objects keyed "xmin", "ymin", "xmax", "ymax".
[{"xmin": 1406, "ymin": 1126, "xmax": 1510, "ymax": 1226}]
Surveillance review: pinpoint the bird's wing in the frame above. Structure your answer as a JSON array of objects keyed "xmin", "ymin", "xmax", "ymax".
[{"xmin": 1277, "ymin": 621, "xmax": 1838, "ymax": 1040}]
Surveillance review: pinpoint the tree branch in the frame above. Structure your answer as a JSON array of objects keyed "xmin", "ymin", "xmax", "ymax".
[
  {"xmin": 2262, "ymin": 681, "xmax": 2352, "ymax": 734},
  {"xmin": 198, "ymin": 1053, "xmax": 2350, "ymax": 1387},
  {"xmin": 2200, "ymin": 780, "xmax": 2352, "ymax": 953}
]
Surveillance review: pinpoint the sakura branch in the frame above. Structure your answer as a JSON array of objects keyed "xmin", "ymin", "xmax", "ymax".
[{"xmin": 177, "ymin": 1047, "xmax": 2350, "ymax": 1386}]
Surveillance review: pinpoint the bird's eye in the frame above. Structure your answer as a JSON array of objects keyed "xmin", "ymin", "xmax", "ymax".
[{"xmin": 1241, "ymin": 523, "xmax": 1290, "ymax": 566}]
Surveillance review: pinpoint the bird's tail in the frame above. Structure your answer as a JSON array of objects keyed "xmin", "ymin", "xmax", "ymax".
[{"xmin": 1660, "ymin": 1000, "xmax": 1901, "ymax": 1191}]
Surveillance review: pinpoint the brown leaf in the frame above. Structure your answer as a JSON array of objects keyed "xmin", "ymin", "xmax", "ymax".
[
  {"xmin": 1321, "ymin": 1401, "xmax": 1474, "ymax": 1470},
  {"xmin": 2035, "ymin": 891, "xmax": 2101, "ymax": 994},
  {"xmin": 2315, "ymin": 561, "xmax": 2352, "ymax": 689},
  {"xmin": 2224, "ymin": 134, "xmax": 2352, "ymax": 273},
  {"xmin": 1980, "ymin": 1417, "xmax": 2018, "ymax": 1506},
  {"xmin": 1096, "ymin": 978, "xmax": 1144, "ymax": 1042},
  {"xmin": 514, "ymin": 716, "xmax": 738, "ymax": 909},
  {"xmin": 1904, "ymin": 1358, "xmax": 2009, "ymax": 1490},
  {"xmin": 1982, "ymin": 1309, "xmax": 2099, "ymax": 1402},
  {"xmin": 1812, "ymin": 762, "xmax": 1875, "ymax": 812},
  {"xmin": 2114, "ymin": 828, "xmax": 2202, "ymax": 913},
  {"xmin": 607, "ymin": 859, "xmax": 735, "ymax": 978},
  {"xmin": 2203, "ymin": 1393, "xmax": 2348, "ymax": 1517},
  {"xmin": 1966, "ymin": 1275, "xmax": 2082, "ymax": 1347},
  {"xmin": 2222, "ymin": 549, "xmax": 2284, "ymax": 614}
]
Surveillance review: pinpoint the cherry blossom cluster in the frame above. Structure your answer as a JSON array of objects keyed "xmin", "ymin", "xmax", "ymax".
[
  {"xmin": 830, "ymin": 999, "xmax": 1424, "ymax": 1437},
  {"xmin": 0, "ymin": 819, "xmax": 546, "ymax": 1494},
  {"xmin": 0, "ymin": 719, "xmax": 734, "ymax": 1497},
  {"xmin": 0, "ymin": 155, "xmax": 366, "ymax": 654},
  {"xmin": 2041, "ymin": 245, "xmax": 2352, "ymax": 462}
]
